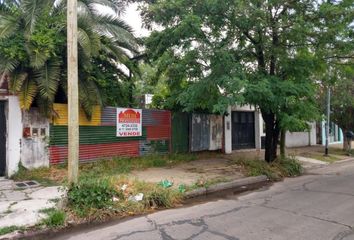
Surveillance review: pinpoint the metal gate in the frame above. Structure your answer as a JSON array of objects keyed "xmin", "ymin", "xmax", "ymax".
[
  {"xmin": 191, "ymin": 114, "xmax": 210, "ymax": 152},
  {"xmin": 232, "ymin": 111, "xmax": 255, "ymax": 150},
  {"xmin": 0, "ymin": 102, "xmax": 6, "ymax": 176}
]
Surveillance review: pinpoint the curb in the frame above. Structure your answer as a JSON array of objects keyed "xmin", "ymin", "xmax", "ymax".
[
  {"xmin": 184, "ymin": 175, "xmax": 269, "ymax": 199},
  {"xmin": 334, "ymin": 157, "xmax": 354, "ymax": 164}
]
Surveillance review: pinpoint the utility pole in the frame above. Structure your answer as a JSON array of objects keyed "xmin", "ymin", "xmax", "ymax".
[
  {"xmin": 67, "ymin": 0, "xmax": 79, "ymax": 184},
  {"xmin": 325, "ymin": 87, "xmax": 331, "ymax": 156}
]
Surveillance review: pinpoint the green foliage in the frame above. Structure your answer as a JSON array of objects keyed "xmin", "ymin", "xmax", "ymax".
[
  {"xmin": 330, "ymin": 66, "xmax": 354, "ymax": 133},
  {"xmin": 138, "ymin": 0, "xmax": 353, "ymax": 161},
  {"xmin": 41, "ymin": 208, "xmax": 66, "ymax": 227},
  {"xmin": 67, "ymin": 178, "xmax": 122, "ymax": 216}
]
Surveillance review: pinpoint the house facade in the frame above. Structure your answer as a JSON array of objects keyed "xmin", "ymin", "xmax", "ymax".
[{"xmin": 223, "ymin": 105, "xmax": 318, "ymax": 153}]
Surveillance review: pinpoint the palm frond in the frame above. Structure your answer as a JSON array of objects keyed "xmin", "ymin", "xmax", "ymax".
[
  {"xmin": 19, "ymin": 77, "xmax": 37, "ymax": 110},
  {"xmin": 79, "ymin": 77, "xmax": 102, "ymax": 119},
  {"xmin": 27, "ymin": 43, "xmax": 50, "ymax": 69},
  {"xmin": 0, "ymin": 57, "xmax": 20, "ymax": 73},
  {"xmin": 79, "ymin": 0, "xmax": 126, "ymax": 16},
  {"xmin": 78, "ymin": 28, "xmax": 92, "ymax": 57},
  {"xmin": 0, "ymin": 7, "xmax": 20, "ymax": 39},
  {"xmin": 21, "ymin": 0, "xmax": 53, "ymax": 33},
  {"xmin": 8, "ymin": 71, "xmax": 27, "ymax": 93},
  {"xmin": 34, "ymin": 59, "xmax": 61, "ymax": 102}
]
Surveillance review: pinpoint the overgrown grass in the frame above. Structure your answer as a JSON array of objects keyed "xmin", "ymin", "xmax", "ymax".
[
  {"xmin": 0, "ymin": 226, "xmax": 24, "ymax": 236},
  {"xmin": 65, "ymin": 176, "xmax": 182, "ymax": 221},
  {"xmin": 11, "ymin": 154, "xmax": 197, "ymax": 185},
  {"xmin": 233, "ymin": 157, "xmax": 303, "ymax": 181},
  {"xmin": 11, "ymin": 163, "xmax": 61, "ymax": 186}
]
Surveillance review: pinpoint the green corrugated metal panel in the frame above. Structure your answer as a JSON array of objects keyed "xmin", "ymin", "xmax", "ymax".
[
  {"xmin": 171, "ymin": 112, "xmax": 190, "ymax": 153},
  {"xmin": 50, "ymin": 125, "xmax": 147, "ymax": 146},
  {"xmin": 139, "ymin": 140, "xmax": 170, "ymax": 155}
]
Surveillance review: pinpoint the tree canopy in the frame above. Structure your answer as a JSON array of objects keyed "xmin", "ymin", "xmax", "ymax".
[
  {"xmin": 137, "ymin": 0, "xmax": 353, "ymax": 162},
  {"xmin": 0, "ymin": 0, "xmax": 140, "ymax": 116}
]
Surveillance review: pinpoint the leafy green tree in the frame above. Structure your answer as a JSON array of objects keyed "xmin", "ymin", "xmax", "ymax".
[
  {"xmin": 330, "ymin": 65, "xmax": 354, "ymax": 150},
  {"xmin": 136, "ymin": 0, "xmax": 352, "ymax": 162},
  {"xmin": 0, "ymin": 0, "xmax": 140, "ymax": 116}
]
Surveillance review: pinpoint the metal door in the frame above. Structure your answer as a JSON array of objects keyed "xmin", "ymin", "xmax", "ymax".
[
  {"xmin": 0, "ymin": 102, "xmax": 6, "ymax": 176},
  {"xmin": 232, "ymin": 111, "xmax": 255, "ymax": 150}
]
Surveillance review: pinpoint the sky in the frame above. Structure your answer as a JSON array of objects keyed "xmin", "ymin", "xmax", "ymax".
[{"xmin": 122, "ymin": 3, "xmax": 150, "ymax": 37}]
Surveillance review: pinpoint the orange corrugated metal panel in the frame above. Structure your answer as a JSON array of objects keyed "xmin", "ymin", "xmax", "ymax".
[{"xmin": 52, "ymin": 104, "xmax": 101, "ymax": 126}]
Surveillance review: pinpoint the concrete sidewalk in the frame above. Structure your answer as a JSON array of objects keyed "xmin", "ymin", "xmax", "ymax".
[{"xmin": 0, "ymin": 178, "xmax": 62, "ymax": 229}]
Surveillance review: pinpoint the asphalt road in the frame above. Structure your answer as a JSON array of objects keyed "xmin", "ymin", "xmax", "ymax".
[{"xmin": 51, "ymin": 160, "xmax": 354, "ymax": 240}]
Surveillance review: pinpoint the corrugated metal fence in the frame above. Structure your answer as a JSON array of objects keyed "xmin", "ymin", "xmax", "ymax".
[{"xmin": 49, "ymin": 104, "xmax": 171, "ymax": 164}]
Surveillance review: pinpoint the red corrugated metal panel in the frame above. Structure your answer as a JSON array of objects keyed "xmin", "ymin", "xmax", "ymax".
[
  {"xmin": 50, "ymin": 141, "xmax": 140, "ymax": 164},
  {"xmin": 143, "ymin": 109, "xmax": 171, "ymax": 126},
  {"xmin": 146, "ymin": 126, "xmax": 171, "ymax": 140}
]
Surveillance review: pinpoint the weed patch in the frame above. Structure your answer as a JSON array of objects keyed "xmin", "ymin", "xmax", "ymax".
[{"xmin": 41, "ymin": 208, "xmax": 66, "ymax": 227}]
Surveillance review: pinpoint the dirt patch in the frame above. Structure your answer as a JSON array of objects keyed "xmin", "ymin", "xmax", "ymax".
[{"xmin": 131, "ymin": 158, "xmax": 245, "ymax": 186}]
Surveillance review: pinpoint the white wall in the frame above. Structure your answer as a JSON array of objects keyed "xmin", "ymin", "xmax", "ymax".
[
  {"xmin": 21, "ymin": 109, "xmax": 50, "ymax": 169},
  {"xmin": 6, "ymin": 96, "xmax": 22, "ymax": 176},
  {"xmin": 224, "ymin": 106, "xmax": 232, "ymax": 154},
  {"xmin": 285, "ymin": 122, "xmax": 317, "ymax": 148}
]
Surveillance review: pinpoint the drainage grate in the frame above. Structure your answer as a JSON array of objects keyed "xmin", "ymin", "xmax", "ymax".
[{"xmin": 15, "ymin": 181, "xmax": 40, "ymax": 189}]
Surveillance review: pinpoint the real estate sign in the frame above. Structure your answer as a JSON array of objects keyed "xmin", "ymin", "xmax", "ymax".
[{"xmin": 116, "ymin": 108, "xmax": 142, "ymax": 137}]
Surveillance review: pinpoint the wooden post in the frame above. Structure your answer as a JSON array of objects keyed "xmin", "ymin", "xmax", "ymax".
[{"xmin": 67, "ymin": 0, "xmax": 79, "ymax": 184}]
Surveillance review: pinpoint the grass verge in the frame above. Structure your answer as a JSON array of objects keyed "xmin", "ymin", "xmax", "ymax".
[
  {"xmin": 0, "ymin": 226, "xmax": 24, "ymax": 236},
  {"xmin": 233, "ymin": 157, "xmax": 303, "ymax": 181},
  {"xmin": 11, "ymin": 153, "xmax": 197, "ymax": 185}
]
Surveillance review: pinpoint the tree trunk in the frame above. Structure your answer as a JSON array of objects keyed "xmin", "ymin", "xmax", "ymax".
[
  {"xmin": 280, "ymin": 129, "xmax": 286, "ymax": 159},
  {"xmin": 272, "ymin": 121, "xmax": 280, "ymax": 160},
  {"xmin": 262, "ymin": 112, "xmax": 280, "ymax": 163}
]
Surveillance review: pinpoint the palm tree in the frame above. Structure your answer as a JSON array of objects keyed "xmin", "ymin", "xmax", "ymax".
[{"xmin": 0, "ymin": 0, "xmax": 140, "ymax": 116}]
